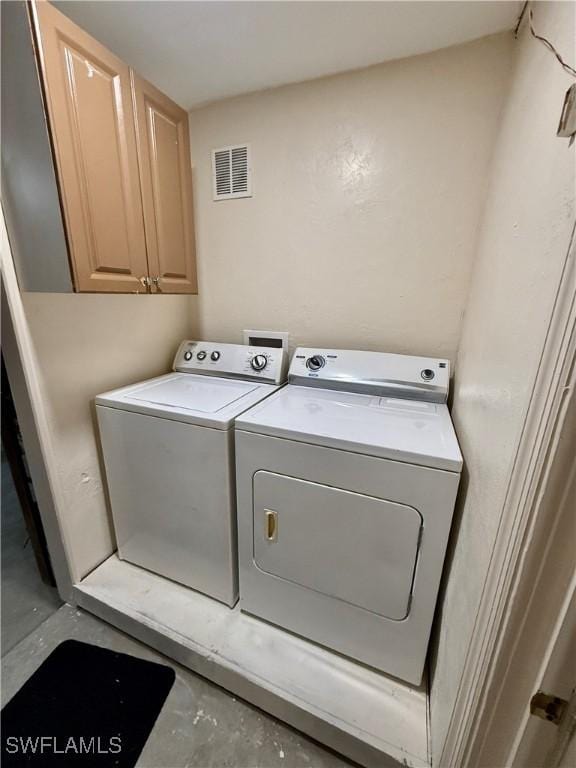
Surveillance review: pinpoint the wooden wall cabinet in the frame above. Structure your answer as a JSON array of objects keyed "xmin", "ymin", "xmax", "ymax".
[
  {"xmin": 132, "ymin": 75, "xmax": 198, "ymax": 294},
  {"xmin": 1, "ymin": 1, "xmax": 197, "ymax": 294}
]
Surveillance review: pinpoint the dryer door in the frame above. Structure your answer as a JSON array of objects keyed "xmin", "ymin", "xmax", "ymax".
[{"xmin": 253, "ymin": 471, "xmax": 422, "ymax": 620}]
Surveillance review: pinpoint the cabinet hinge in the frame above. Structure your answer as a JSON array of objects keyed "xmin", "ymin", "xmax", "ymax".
[{"xmin": 530, "ymin": 691, "xmax": 569, "ymax": 725}]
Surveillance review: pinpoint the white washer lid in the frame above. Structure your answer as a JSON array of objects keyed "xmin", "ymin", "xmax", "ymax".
[
  {"xmin": 96, "ymin": 373, "xmax": 282, "ymax": 429},
  {"xmin": 235, "ymin": 385, "xmax": 463, "ymax": 472},
  {"xmin": 129, "ymin": 376, "xmax": 259, "ymax": 413}
]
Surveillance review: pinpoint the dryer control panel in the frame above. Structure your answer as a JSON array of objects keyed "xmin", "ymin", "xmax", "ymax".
[
  {"xmin": 174, "ymin": 341, "xmax": 288, "ymax": 384},
  {"xmin": 289, "ymin": 347, "xmax": 450, "ymax": 403}
]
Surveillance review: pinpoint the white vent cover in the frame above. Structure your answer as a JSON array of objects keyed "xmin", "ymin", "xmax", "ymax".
[{"xmin": 212, "ymin": 144, "xmax": 252, "ymax": 200}]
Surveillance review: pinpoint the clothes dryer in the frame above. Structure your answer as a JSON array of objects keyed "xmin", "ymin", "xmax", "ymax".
[{"xmin": 235, "ymin": 348, "xmax": 462, "ymax": 683}]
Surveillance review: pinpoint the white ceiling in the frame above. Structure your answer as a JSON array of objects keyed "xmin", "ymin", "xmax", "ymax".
[{"xmin": 55, "ymin": 1, "xmax": 521, "ymax": 110}]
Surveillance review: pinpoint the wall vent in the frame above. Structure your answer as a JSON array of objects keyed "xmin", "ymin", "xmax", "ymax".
[{"xmin": 212, "ymin": 144, "xmax": 252, "ymax": 200}]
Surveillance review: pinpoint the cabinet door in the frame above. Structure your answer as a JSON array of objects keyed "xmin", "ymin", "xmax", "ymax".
[
  {"xmin": 132, "ymin": 74, "xmax": 198, "ymax": 294},
  {"xmin": 32, "ymin": 1, "xmax": 149, "ymax": 293}
]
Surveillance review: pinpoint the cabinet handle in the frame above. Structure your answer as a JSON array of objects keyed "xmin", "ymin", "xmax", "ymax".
[
  {"xmin": 265, "ymin": 509, "xmax": 278, "ymax": 541},
  {"xmin": 151, "ymin": 276, "xmax": 161, "ymax": 291},
  {"xmin": 139, "ymin": 276, "xmax": 151, "ymax": 291}
]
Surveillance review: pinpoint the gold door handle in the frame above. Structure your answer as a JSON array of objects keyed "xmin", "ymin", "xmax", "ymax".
[
  {"xmin": 139, "ymin": 275, "xmax": 151, "ymax": 291},
  {"xmin": 265, "ymin": 509, "xmax": 278, "ymax": 541},
  {"xmin": 151, "ymin": 276, "xmax": 161, "ymax": 292}
]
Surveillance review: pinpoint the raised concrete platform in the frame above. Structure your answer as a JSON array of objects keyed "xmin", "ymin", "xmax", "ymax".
[{"xmin": 74, "ymin": 555, "xmax": 430, "ymax": 768}]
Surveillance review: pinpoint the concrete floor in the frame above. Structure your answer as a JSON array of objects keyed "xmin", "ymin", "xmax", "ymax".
[
  {"xmin": 2, "ymin": 605, "xmax": 353, "ymax": 768},
  {"xmin": 1, "ymin": 457, "xmax": 352, "ymax": 765},
  {"xmin": 1, "ymin": 458, "xmax": 62, "ymax": 655}
]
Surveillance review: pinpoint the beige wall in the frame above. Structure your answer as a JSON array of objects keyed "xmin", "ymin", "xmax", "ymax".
[
  {"xmin": 21, "ymin": 293, "xmax": 191, "ymax": 580},
  {"xmin": 188, "ymin": 33, "xmax": 513, "ymax": 361},
  {"xmin": 430, "ymin": 2, "xmax": 576, "ymax": 761}
]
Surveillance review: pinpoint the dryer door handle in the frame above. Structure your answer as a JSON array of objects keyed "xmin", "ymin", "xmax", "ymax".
[{"xmin": 265, "ymin": 509, "xmax": 278, "ymax": 542}]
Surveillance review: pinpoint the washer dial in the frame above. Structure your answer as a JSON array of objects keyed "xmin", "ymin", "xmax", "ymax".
[{"xmin": 251, "ymin": 354, "xmax": 268, "ymax": 372}]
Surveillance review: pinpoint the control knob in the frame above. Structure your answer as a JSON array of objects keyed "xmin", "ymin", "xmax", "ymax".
[
  {"xmin": 306, "ymin": 355, "xmax": 326, "ymax": 371},
  {"xmin": 251, "ymin": 354, "xmax": 268, "ymax": 372},
  {"xmin": 183, "ymin": 350, "xmax": 193, "ymax": 361},
  {"xmin": 196, "ymin": 351, "xmax": 207, "ymax": 360},
  {"xmin": 211, "ymin": 351, "xmax": 221, "ymax": 361}
]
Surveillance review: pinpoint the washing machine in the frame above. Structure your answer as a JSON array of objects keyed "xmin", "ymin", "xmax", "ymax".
[
  {"xmin": 235, "ymin": 347, "xmax": 462, "ymax": 684},
  {"xmin": 96, "ymin": 341, "xmax": 287, "ymax": 607}
]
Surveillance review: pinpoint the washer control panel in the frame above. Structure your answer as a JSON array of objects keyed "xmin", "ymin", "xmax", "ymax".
[
  {"xmin": 174, "ymin": 341, "xmax": 288, "ymax": 384},
  {"xmin": 289, "ymin": 347, "xmax": 450, "ymax": 403}
]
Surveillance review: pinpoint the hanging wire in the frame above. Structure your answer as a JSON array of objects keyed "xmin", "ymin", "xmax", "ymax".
[
  {"xmin": 515, "ymin": 1, "xmax": 576, "ymax": 79},
  {"xmin": 514, "ymin": 1, "xmax": 529, "ymax": 37},
  {"xmin": 529, "ymin": 7, "xmax": 576, "ymax": 78}
]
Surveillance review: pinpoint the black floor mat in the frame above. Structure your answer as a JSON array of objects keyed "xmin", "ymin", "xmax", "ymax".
[{"xmin": 1, "ymin": 639, "xmax": 176, "ymax": 767}]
